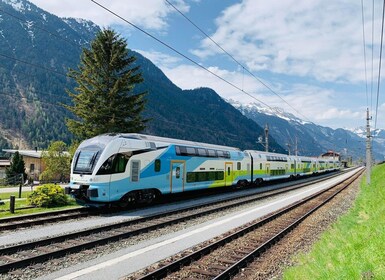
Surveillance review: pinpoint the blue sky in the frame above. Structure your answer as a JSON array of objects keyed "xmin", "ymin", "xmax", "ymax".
[{"xmin": 28, "ymin": 0, "xmax": 385, "ymax": 130}]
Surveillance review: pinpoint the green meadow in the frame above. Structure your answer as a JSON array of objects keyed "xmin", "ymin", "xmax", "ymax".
[
  {"xmin": 0, "ymin": 190, "xmax": 77, "ymax": 218},
  {"xmin": 283, "ymin": 164, "xmax": 385, "ymax": 279}
]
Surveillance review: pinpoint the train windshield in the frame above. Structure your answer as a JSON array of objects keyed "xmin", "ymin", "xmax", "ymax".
[{"xmin": 73, "ymin": 150, "xmax": 100, "ymax": 174}]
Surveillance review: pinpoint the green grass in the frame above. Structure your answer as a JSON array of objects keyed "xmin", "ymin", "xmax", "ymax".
[
  {"xmin": 0, "ymin": 190, "xmax": 32, "ymax": 200},
  {"xmin": 283, "ymin": 165, "xmax": 385, "ymax": 280},
  {"xmin": 0, "ymin": 191, "xmax": 78, "ymax": 218}
]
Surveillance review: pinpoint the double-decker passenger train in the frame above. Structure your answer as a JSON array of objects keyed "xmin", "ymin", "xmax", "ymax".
[{"xmin": 65, "ymin": 133, "xmax": 340, "ymax": 207}]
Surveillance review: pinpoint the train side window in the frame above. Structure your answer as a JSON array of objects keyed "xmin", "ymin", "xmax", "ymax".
[
  {"xmin": 154, "ymin": 159, "xmax": 161, "ymax": 172},
  {"xmin": 97, "ymin": 155, "xmax": 115, "ymax": 175},
  {"xmin": 207, "ymin": 149, "xmax": 217, "ymax": 157},
  {"xmin": 227, "ymin": 167, "xmax": 231, "ymax": 176},
  {"xmin": 175, "ymin": 167, "xmax": 180, "ymax": 178},
  {"xmin": 217, "ymin": 150, "xmax": 224, "ymax": 157},
  {"xmin": 216, "ymin": 171, "xmax": 224, "ymax": 180},
  {"xmin": 114, "ymin": 154, "xmax": 129, "ymax": 173},
  {"xmin": 237, "ymin": 162, "xmax": 241, "ymax": 170},
  {"xmin": 260, "ymin": 163, "xmax": 262, "ymax": 170},
  {"xmin": 197, "ymin": 148, "xmax": 207, "ymax": 157},
  {"xmin": 186, "ymin": 147, "xmax": 196, "ymax": 156},
  {"xmin": 186, "ymin": 172, "xmax": 195, "ymax": 183}
]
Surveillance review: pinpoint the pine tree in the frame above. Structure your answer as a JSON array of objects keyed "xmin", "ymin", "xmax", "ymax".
[
  {"xmin": 64, "ymin": 28, "xmax": 147, "ymax": 140},
  {"xmin": 6, "ymin": 151, "xmax": 27, "ymax": 185}
]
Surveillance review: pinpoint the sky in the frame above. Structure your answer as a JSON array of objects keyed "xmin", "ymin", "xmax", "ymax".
[{"xmin": 26, "ymin": 0, "xmax": 385, "ymax": 130}]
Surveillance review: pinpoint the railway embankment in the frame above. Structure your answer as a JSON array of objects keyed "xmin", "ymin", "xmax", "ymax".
[{"xmin": 282, "ymin": 164, "xmax": 385, "ymax": 279}]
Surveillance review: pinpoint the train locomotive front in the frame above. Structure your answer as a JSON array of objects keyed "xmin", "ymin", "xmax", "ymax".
[
  {"xmin": 65, "ymin": 133, "xmax": 249, "ymax": 207},
  {"xmin": 65, "ymin": 134, "xmax": 165, "ymax": 206}
]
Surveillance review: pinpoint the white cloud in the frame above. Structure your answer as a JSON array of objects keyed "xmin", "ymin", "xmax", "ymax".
[
  {"xmin": 135, "ymin": 49, "xmax": 182, "ymax": 68},
  {"xmin": 192, "ymin": 0, "xmax": 383, "ymax": 84},
  {"xmin": 138, "ymin": 49, "xmax": 366, "ymax": 128},
  {"xmin": 28, "ymin": 0, "xmax": 190, "ymax": 31}
]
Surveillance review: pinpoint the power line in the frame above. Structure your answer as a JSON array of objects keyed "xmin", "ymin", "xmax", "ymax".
[
  {"xmin": 0, "ymin": 52, "xmax": 67, "ymax": 77},
  {"xmin": 0, "ymin": 91, "xmax": 255, "ymax": 144},
  {"xmin": 0, "ymin": 8, "xmax": 86, "ymax": 48},
  {"xmin": 163, "ymin": 0, "xmax": 313, "ymax": 123},
  {"xmin": 371, "ymin": 0, "xmax": 375, "ymax": 114},
  {"xmin": 90, "ymin": 0, "xmax": 280, "ymax": 112},
  {"xmin": 375, "ymin": 0, "xmax": 385, "ymax": 130},
  {"xmin": 361, "ymin": 0, "xmax": 369, "ymax": 108}
]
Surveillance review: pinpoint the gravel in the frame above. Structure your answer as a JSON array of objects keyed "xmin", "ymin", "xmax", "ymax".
[
  {"xmin": 0, "ymin": 171, "xmax": 361, "ymax": 280},
  {"xmin": 234, "ymin": 173, "xmax": 362, "ymax": 280}
]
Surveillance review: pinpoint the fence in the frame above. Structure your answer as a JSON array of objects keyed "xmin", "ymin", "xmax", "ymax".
[{"xmin": 0, "ymin": 173, "xmax": 24, "ymax": 186}]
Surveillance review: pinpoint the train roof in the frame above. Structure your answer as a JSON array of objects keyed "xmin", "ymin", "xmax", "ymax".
[{"xmin": 86, "ymin": 133, "xmax": 241, "ymax": 151}]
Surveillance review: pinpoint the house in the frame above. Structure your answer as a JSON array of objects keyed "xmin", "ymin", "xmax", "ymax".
[
  {"xmin": 320, "ymin": 150, "xmax": 340, "ymax": 161},
  {"xmin": 0, "ymin": 159, "xmax": 10, "ymax": 179},
  {"xmin": 2, "ymin": 149, "xmax": 45, "ymax": 180}
]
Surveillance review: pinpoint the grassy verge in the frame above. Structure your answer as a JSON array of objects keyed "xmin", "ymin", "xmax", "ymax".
[
  {"xmin": 0, "ymin": 191, "xmax": 78, "ymax": 218},
  {"xmin": 283, "ymin": 165, "xmax": 385, "ymax": 279}
]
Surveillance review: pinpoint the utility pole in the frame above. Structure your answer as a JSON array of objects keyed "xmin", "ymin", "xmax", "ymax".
[
  {"xmin": 286, "ymin": 143, "xmax": 291, "ymax": 155},
  {"xmin": 366, "ymin": 108, "xmax": 371, "ymax": 185},
  {"xmin": 264, "ymin": 124, "xmax": 269, "ymax": 152}
]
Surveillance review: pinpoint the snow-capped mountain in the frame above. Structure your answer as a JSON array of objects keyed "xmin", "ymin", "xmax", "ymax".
[
  {"xmin": 229, "ymin": 100, "xmax": 385, "ymax": 161},
  {"xmin": 349, "ymin": 127, "xmax": 385, "ymax": 146}
]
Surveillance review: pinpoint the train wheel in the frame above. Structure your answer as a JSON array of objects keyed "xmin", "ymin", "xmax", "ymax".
[
  {"xmin": 118, "ymin": 192, "xmax": 137, "ymax": 208},
  {"xmin": 235, "ymin": 180, "xmax": 248, "ymax": 189},
  {"xmin": 142, "ymin": 189, "xmax": 158, "ymax": 204},
  {"xmin": 254, "ymin": 178, "xmax": 263, "ymax": 186}
]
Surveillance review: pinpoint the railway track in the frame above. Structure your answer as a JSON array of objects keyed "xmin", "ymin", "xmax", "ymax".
[
  {"xmin": 0, "ymin": 170, "xmax": 352, "ymax": 274},
  {"xmin": 127, "ymin": 168, "xmax": 363, "ymax": 280},
  {"xmin": 0, "ymin": 207, "xmax": 100, "ymax": 231},
  {"xmin": 0, "ymin": 171, "xmax": 345, "ymax": 233}
]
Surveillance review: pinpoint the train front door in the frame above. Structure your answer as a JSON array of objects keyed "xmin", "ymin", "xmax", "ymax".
[
  {"xmin": 170, "ymin": 161, "xmax": 185, "ymax": 193},
  {"xmin": 225, "ymin": 162, "xmax": 233, "ymax": 186}
]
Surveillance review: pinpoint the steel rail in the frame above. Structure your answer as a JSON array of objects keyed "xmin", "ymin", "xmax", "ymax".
[
  {"xmin": 0, "ymin": 170, "xmax": 348, "ymax": 273},
  {"xmin": 135, "ymin": 169, "xmax": 363, "ymax": 280}
]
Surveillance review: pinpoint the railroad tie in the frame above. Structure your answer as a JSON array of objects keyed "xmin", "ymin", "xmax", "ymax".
[
  {"xmin": 0, "ymin": 255, "xmax": 19, "ymax": 263},
  {"xmin": 220, "ymin": 259, "xmax": 237, "ymax": 265},
  {"xmin": 210, "ymin": 264, "xmax": 228, "ymax": 270},
  {"xmin": 36, "ymin": 246, "xmax": 55, "ymax": 253},
  {"xmin": 191, "ymin": 268, "xmax": 220, "ymax": 277}
]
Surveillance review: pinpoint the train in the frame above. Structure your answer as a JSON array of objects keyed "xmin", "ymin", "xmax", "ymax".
[{"xmin": 65, "ymin": 133, "xmax": 341, "ymax": 207}]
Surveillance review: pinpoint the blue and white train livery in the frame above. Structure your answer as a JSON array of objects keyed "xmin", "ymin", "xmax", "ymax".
[{"xmin": 65, "ymin": 133, "xmax": 340, "ymax": 207}]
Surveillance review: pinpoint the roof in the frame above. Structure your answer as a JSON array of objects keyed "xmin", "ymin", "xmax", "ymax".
[
  {"xmin": 2, "ymin": 149, "xmax": 43, "ymax": 158},
  {"xmin": 2, "ymin": 149, "xmax": 70, "ymax": 158},
  {"xmin": 321, "ymin": 151, "xmax": 340, "ymax": 157},
  {"xmin": 0, "ymin": 160, "xmax": 10, "ymax": 167}
]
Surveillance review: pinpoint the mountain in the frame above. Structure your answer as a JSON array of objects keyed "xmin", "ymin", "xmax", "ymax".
[
  {"xmin": 230, "ymin": 100, "xmax": 385, "ymax": 161},
  {"xmin": 0, "ymin": 0, "xmax": 99, "ymax": 150},
  {"xmin": 0, "ymin": 0, "xmax": 284, "ymax": 153}
]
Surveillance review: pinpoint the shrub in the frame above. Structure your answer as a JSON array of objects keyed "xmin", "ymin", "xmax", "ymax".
[{"xmin": 28, "ymin": 184, "xmax": 69, "ymax": 208}]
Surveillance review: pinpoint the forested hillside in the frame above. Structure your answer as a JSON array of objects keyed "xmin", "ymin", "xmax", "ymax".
[
  {"xmin": 0, "ymin": 0, "xmax": 284, "ymax": 153},
  {"xmin": 0, "ymin": 0, "xmax": 99, "ymax": 150}
]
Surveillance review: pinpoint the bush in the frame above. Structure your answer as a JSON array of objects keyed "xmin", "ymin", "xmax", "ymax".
[{"xmin": 28, "ymin": 184, "xmax": 69, "ymax": 208}]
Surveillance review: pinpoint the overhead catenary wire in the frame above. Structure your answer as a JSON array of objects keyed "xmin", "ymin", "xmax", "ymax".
[
  {"xmin": 0, "ymin": 8, "xmax": 90, "ymax": 48},
  {"xmin": 0, "ymin": 53, "xmax": 67, "ymax": 77},
  {"xmin": 90, "ymin": 0, "xmax": 280, "ymax": 113},
  {"xmin": 361, "ymin": 0, "xmax": 369, "ymax": 108},
  {"xmin": 371, "ymin": 0, "xmax": 375, "ymax": 115},
  {"xmin": 0, "ymin": 91, "xmax": 251, "ymax": 144},
  {"xmin": 374, "ymin": 0, "xmax": 385, "ymax": 130},
  {"xmin": 163, "ymin": 0, "xmax": 313, "ymax": 123}
]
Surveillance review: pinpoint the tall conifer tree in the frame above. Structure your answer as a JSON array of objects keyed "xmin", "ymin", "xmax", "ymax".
[
  {"xmin": 65, "ymin": 28, "xmax": 147, "ymax": 140},
  {"xmin": 6, "ymin": 151, "xmax": 27, "ymax": 184}
]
